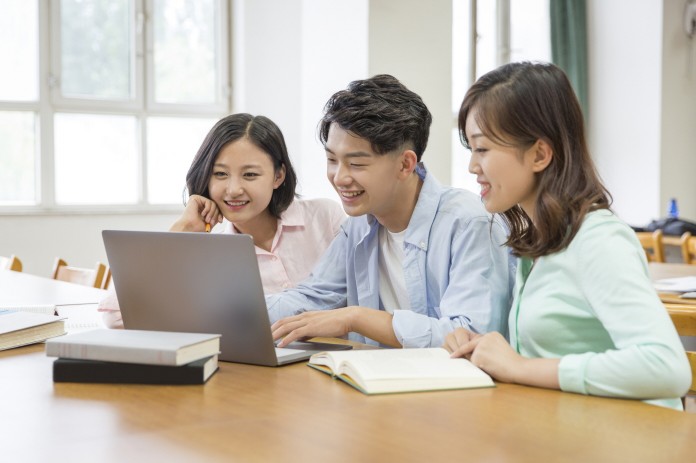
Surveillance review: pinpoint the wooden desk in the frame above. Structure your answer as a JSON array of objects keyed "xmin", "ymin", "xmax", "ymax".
[
  {"xmin": 2, "ymin": 344, "xmax": 695, "ymax": 462},
  {"xmin": 0, "ymin": 269, "xmax": 107, "ymax": 306},
  {"xmin": 649, "ymin": 262, "xmax": 696, "ymax": 281}
]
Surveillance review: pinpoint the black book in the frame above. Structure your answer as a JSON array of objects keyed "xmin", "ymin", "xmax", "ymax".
[{"xmin": 53, "ymin": 355, "xmax": 219, "ymax": 385}]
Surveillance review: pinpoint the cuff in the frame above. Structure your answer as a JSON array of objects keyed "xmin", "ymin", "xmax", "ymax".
[
  {"xmin": 558, "ymin": 353, "xmax": 594, "ymax": 394},
  {"xmin": 391, "ymin": 310, "xmax": 434, "ymax": 348}
]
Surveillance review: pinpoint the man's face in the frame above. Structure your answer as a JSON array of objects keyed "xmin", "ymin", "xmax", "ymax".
[{"xmin": 325, "ymin": 124, "xmax": 406, "ymax": 223}]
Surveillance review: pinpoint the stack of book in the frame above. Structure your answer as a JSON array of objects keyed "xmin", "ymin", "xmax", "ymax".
[{"xmin": 45, "ymin": 329, "xmax": 221, "ymax": 385}]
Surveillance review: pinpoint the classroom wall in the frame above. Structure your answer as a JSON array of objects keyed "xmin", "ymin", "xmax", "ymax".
[
  {"xmin": 588, "ymin": 0, "xmax": 696, "ymax": 227},
  {"xmin": 368, "ymin": 0, "xmax": 453, "ymax": 183},
  {"xmin": 660, "ymin": 0, "xmax": 696, "ymax": 221}
]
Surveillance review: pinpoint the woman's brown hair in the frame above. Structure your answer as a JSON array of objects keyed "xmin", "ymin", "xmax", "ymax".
[{"xmin": 458, "ymin": 62, "xmax": 611, "ymax": 258}]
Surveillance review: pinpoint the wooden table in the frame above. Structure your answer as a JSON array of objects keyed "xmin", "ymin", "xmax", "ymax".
[
  {"xmin": 649, "ymin": 262, "xmax": 696, "ymax": 281},
  {"xmin": 0, "ymin": 269, "xmax": 107, "ymax": 306},
  {"xmin": 2, "ymin": 344, "xmax": 696, "ymax": 463}
]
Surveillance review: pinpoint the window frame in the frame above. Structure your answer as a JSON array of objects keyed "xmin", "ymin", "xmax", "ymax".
[{"xmin": 0, "ymin": 0, "xmax": 231, "ymax": 215}]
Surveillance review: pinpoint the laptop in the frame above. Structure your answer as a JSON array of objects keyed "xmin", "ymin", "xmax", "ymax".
[{"xmin": 102, "ymin": 230, "xmax": 350, "ymax": 366}]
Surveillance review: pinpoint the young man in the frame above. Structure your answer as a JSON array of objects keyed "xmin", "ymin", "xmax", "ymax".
[{"xmin": 269, "ymin": 74, "xmax": 513, "ymax": 348}]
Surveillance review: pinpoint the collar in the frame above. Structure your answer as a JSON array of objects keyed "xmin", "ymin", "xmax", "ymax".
[{"xmin": 366, "ymin": 163, "xmax": 444, "ymax": 252}]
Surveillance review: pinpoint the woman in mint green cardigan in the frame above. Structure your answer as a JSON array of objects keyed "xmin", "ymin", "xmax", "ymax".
[{"xmin": 446, "ymin": 61, "xmax": 691, "ymax": 410}]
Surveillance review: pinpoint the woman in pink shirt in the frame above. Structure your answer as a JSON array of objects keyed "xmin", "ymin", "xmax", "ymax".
[{"xmin": 100, "ymin": 114, "xmax": 345, "ymax": 328}]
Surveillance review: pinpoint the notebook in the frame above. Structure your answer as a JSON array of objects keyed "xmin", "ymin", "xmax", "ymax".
[{"xmin": 102, "ymin": 230, "xmax": 350, "ymax": 366}]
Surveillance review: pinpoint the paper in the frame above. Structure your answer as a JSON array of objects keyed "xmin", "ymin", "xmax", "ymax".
[{"xmin": 653, "ymin": 276, "xmax": 696, "ymax": 293}]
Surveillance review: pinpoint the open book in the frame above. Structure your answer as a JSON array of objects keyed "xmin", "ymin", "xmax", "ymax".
[{"xmin": 308, "ymin": 347, "xmax": 494, "ymax": 394}]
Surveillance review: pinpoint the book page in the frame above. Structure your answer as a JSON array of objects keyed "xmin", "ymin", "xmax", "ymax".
[{"xmin": 346, "ymin": 355, "xmax": 486, "ymax": 381}]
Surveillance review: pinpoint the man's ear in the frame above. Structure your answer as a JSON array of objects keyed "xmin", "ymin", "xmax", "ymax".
[
  {"xmin": 273, "ymin": 164, "xmax": 287, "ymax": 189},
  {"xmin": 397, "ymin": 149, "xmax": 419, "ymax": 179},
  {"xmin": 531, "ymin": 139, "xmax": 553, "ymax": 173}
]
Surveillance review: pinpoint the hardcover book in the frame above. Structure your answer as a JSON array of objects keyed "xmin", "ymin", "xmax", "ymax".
[
  {"xmin": 53, "ymin": 355, "xmax": 219, "ymax": 384},
  {"xmin": 308, "ymin": 347, "xmax": 494, "ymax": 394},
  {"xmin": 45, "ymin": 329, "xmax": 220, "ymax": 366}
]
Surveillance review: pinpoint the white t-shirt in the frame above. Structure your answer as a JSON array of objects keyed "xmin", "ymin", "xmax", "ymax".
[{"xmin": 378, "ymin": 226, "xmax": 410, "ymax": 314}]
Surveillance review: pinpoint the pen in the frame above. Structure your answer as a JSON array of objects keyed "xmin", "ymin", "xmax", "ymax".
[{"xmin": 205, "ymin": 223, "xmax": 211, "ymax": 233}]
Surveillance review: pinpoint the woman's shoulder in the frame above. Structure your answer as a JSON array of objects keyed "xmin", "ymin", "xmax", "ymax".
[{"xmin": 570, "ymin": 209, "xmax": 640, "ymax": 254}]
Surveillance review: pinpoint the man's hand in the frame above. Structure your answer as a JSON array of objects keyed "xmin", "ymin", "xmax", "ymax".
[{"xmin": 271, "ymin": 308, "xmax": 356, "ymax": 347}]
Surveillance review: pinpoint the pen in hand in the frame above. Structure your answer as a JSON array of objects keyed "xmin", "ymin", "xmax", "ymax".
[{"xmin": 205, "ymin": 223, "xmax": 211, "ymax": 233}]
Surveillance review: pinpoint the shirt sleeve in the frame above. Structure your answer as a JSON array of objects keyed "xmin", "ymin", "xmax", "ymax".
[
  {"xmin": 392, "ymin": 216, "xmax": 514, "ymax": 348},
  {"xmin": 266, "ymin": 223, "xmax": 350, "ymax": 323},
  {"xmin": 558, "ymin": 220, "xmax": 691, "ymax": 400}
]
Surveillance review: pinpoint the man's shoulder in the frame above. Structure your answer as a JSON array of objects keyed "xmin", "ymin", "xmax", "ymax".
[{"xmin": 434, "ymin": 186, "xmax": 490, "ymax": 221}]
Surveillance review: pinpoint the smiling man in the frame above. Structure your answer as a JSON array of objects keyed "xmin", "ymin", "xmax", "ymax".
[{"xmin": 268, "ymin": 74, "xmax": 513, "ymax": 348}]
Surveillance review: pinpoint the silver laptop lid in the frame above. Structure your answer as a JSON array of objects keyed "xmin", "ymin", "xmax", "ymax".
[{"xmin": 102, "ymin": 230, "xmax": 283, "ymax": 365}]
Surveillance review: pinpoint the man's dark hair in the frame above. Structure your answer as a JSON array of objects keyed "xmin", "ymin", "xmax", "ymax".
[{"xmin": 318, "ymin": 74, "xmax": 432, "ymax": 160}]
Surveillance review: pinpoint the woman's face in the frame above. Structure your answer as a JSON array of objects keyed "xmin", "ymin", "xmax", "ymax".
[
  {"xmin": 207, "ymin": 137, "xmax": 285, "ymax": 229},
  {"xmin": 465, "ymin": 111, "xmax": 541, "ymax": 220}
]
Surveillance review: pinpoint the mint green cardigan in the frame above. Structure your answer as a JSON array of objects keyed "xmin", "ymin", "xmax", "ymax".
[{"xmin": 509, "ymin": 210, "xmax": 691, "ymax": 410}]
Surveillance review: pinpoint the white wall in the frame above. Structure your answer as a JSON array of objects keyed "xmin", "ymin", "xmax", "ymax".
[
  {"xmin": 660, "ymin": 0, "xmax": 696, "ymax": 220},
  {"xmin": 588, "ymin": 0, "xmax": 696, "ymax": 226},
  {"xmin": 587, "ymin": 0, "xmax": 663, "ymax": 227},
  {"xmin": 0, "ymin": 213, "xmax": 178, "ymax": 277},
  {"xmin": 233, "ymin": 0, "xmax": 368, "ymax": 199},
  {"xmin": 368, "ymin": 0, "xmax": 453, "ymax": 183}
]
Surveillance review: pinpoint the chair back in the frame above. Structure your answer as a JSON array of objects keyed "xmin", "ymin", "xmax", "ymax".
[
  {"xmin": 666, "ymin": 306, "xmax": 696, "ymax": 396},
  {"xmin": 51, "ymin": 258, "xmax": 107, "ymax": 289},
  {"xmin": 102, "ymin": 266, "xmax": 112, "ymax": 289},
  {"xmin": 636, "ymin": 230, "xmax": 665, "ymax": 262},
  {"xmin": 0, "ymin": 255, "xmax": 23, "ymax": 272},
  {"xmin": 680, "ymin": 232, "xmax": 696, "ymax": 264}
]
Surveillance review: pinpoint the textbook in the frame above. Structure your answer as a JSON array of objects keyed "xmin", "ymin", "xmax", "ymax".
[
  {"xmin": 45, "ymin": 329, "xmax": 221, "ymax": 366},
  {"xmin": 308, "ymin": 347, "xmax": 495, "ymax": 395},
  {"xmin": 53, "ymin": 355, "xmax": 219, "ymax": 384},
  {"xmin": 0, "ymin": 309, "xmax": 66, "ymax": 351}
]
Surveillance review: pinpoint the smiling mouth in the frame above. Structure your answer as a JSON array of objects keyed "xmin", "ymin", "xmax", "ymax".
[
  {"xmin": 225, "ymin": 200, "xmax": 249, "ymax": 207},
  {"xmin": 340, "ymin": 190, "xmax": 364, "ymax": 199}
]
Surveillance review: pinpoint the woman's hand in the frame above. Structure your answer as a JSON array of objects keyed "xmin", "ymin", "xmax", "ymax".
[
  {"xmin": 443, "ymin": 328, "xmax": 481, "ymax": 355},
  {"xmin": 170, "ymin": 194, "xmax": 223, "ymax": 232}
]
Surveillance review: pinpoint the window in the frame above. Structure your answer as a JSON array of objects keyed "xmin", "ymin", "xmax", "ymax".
[
  {"xmin": 451, "ymin": 0, "xmax": 550, "ymax": 192},
  {"xmin": 0, "ymin": 0, "xmax": 230, "ymax": 210}
]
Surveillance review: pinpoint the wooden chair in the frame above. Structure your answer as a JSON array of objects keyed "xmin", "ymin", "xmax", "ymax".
[
  {"xmin": 680, "ymin": 232, "xmax": 696, "ymax": 264},
  {"xmin": 666, "ymin": 307, "xmax": 696, "ymax": 410},
  {"xmin": 0, "ymin": 254, "xmax": 23, "ymax": 272},
  {"xmin": 101, "ymin": 266, "xmax": 112, "ymax": 289},
  {"xmin": 51, "ymin": 258, "xmax": 107, "ymax": 289},
  {"xmin": 636, "ymin": 230, "xmax": 665, "ymax": 262}
]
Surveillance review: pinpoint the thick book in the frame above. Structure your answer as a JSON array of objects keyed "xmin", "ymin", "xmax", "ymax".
[
  {"xmin": 45, "ymin": 329, "xmax": 221, "ymax": 366},
  {"xmin": 0, "ymin": 309, "xmax": 66, "ymax": 351},
  {"xmin": 308, "ymin": 347, "xmax": 495, "ymax": 395},
  {"xmin": 53, "ymin": 355, "xmax": 219, "ymax": 384}
]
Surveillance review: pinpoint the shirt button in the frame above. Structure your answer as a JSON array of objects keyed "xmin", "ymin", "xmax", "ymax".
[
  {"xmin": 271, "ymin": 256, "xmax": 278, "ymax": 261},
  {"xmin": 282, "ymin": 282, "xmax": 290, "ymax": 289},
  {"xmin": 419, "ymin": 241, "xmax": 427, "ymax": 250}
]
